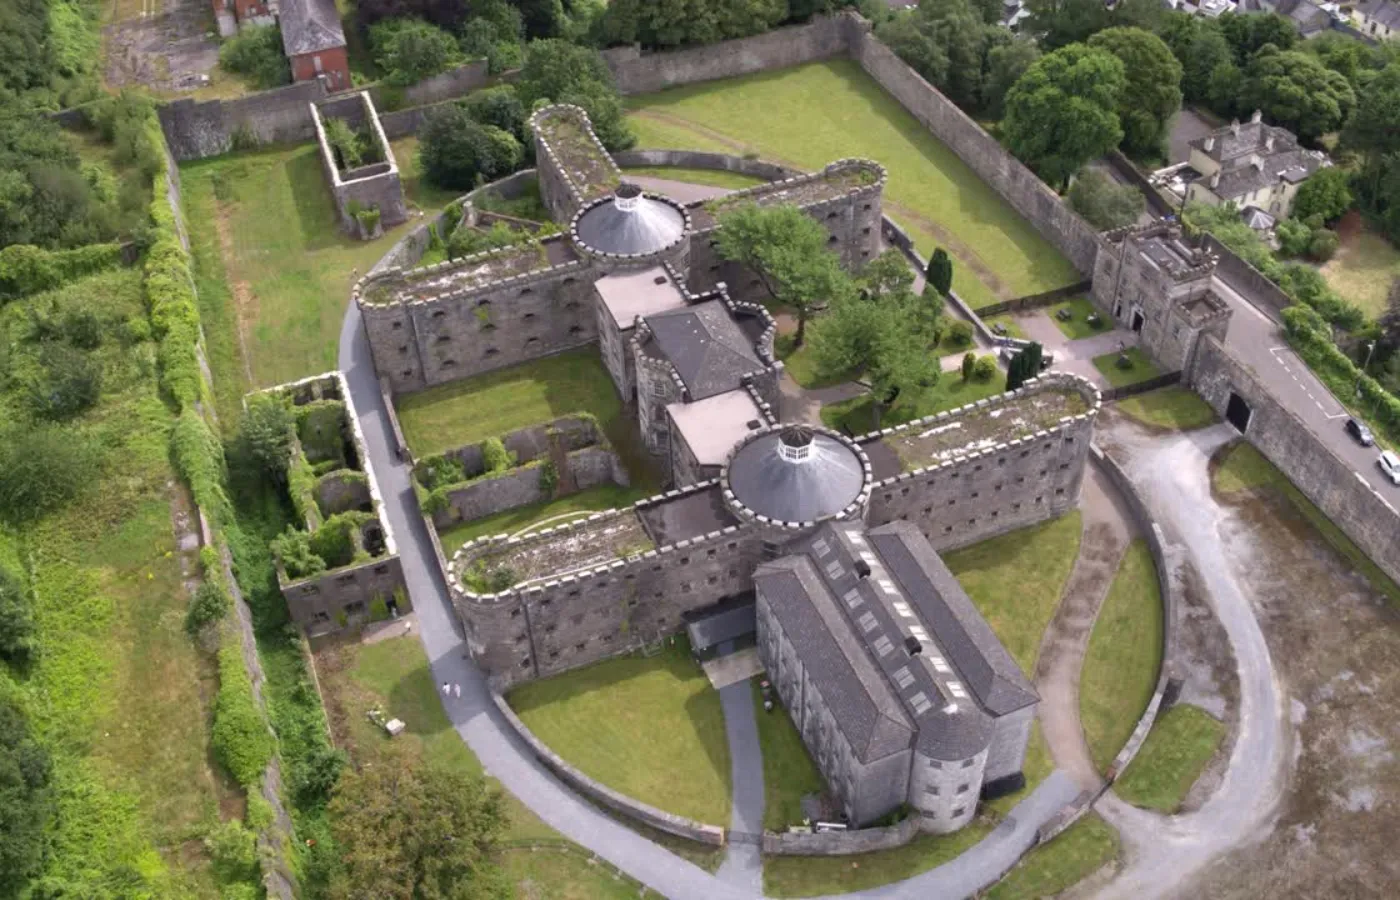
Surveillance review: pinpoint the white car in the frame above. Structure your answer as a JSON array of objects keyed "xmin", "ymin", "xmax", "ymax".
[{"xmin": 1380, "ymin": 451, "xmax": 1400, "ymax": 487}]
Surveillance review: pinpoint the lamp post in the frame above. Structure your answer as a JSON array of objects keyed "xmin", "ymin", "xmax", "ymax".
[{"xmin": 1356, "ymin": 340, "xmax": 1376, "ymax": 400}]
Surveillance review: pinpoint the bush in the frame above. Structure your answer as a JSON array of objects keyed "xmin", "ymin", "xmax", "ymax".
[
  {"xmin": 1069, "ymin": 169, "xmax": 1145, "ymax": 230},
  {"xmin": 24, "ymin": 342, "xmax": 102, "ymax": 420},
  {"xmin": 186, "ymin": 579, "xmax": 232, "ymax": 636},
  {"xmin": 418, "ymin": 454, "xmax": 466, "ymax": 491},
  {"xmin": 462, "ymin": 84, "xmax": 527, "ymax": 140},
  {"xmin": 271, "ymin": 528, "xmax": 326, "ymax": 579},
  {"xmin": 419, "ymin": 103, "xmax": 524, "ymax": 190},
  {"xmin": 204, "ymin": 820, "xmax": 258, "ymax": 885},
  {"xmin": 219, "ymin": 25, "xmax": 291, "ymax": 89},
  {"xmin": 370, "ymin": 18, "xmax": 461, "ymax": 86},
  {"xmin": 0, "ymin": 696, "xmax": 53, "ymax": 894},
  {"xmin": 973, "ymin": 354, "xmax": 998, "ymax": 381},
  {"xmin": 212, "ymin": 642, "xmax": 276, "ymax": 787},
  {"xmin": 309, "ymin": 514, "xmax": 360, "ymax": 569},
  {"xmin": 1308, "ymin": 227, "xmax": 1340, "ymax": 262},
  {"xmin": 1275, "ymin": 217, "xmax": 1311, "ymax": 257},
  {"xmin": 538, "ymin": 459, "xmax": 559, "ymax": 496},
  {"xmin": 354, "ymin": 204, "xmax": 382, "ymax": 235},
  {"xmin": 447, "ymin": 221, "xmax": 530, "ymax": 260},
  {"xmin": 323, "ymin": 116, "xmax": 370, "ymax": 170},
  {"xmin": 0, "ymin": 564, "xmax": 36, "ymax": 664},
  {"xmin": 62, "ymin": 307, "xmax": 102, "ymax": 349},
  {"xmin": 0, "ymin": 425, "xmax": 98, "ymax": 524},
  {"xmin": 238, "ymin": 394, "xmax": 296, "ymax": 481},
  {"xmin": 947, "ymin": 320, "xmax": 974, "ymax": 347},
  {"xmin": 294, "ymin": 745, "xmax": 346, "ymax": 810},
  {"xmin": 961, "ymin": 351, "xmax": 976, "ymax": 381},
  {"xmin": 0, "ymin": 243, "xmax": 124, "ymax": 302}
]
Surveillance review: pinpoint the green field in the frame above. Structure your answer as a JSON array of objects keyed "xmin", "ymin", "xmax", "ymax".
[
  {"xmin": 1320, "ymin": 223, "xmax": 1400, "ymax": 320},
  {"xmin": 1093, "ymin": 346, "xmax": 1163, "ymax": 388},
  {"xmin": 506, "ymin": 641, "xmax": 732, "ymax": 825},
  {"xmin": 1114, "ymin": 704, "xmax": 1225, "ymax": 812},
  {"xmin": 1114, "ymin": 386, "xmax": 1217, "ymax": 431},
  {"xmin": 626, "ymin": 60, "xmax": 1080, "ymax": 310},
  {"xmin": 180, "ymin": 144, "xmax": 430, "ymax": 420},
  {"xmin": 753, "ymin": 679, "xmax": 825, "ymax": 831},
  {"xmin": 1047, "ymin": 297, "xmax": 1109, "ymax": 340},
  {"xmin": 763, "ymin": 820, "xmax": 993, "ymax": 897},
  {"xmin": 1079, "ymin": 542, "xmax": 1165, "ymax": 773},
  {"xmin": 986, "ymin": 813, "xmax": 1120, "ymax": 899},
  {"xmin": 944, "ymin": 512, "xmax": 1085, "ymax": 676}
]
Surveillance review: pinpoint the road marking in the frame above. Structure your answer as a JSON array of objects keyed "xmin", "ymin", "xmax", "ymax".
[{"xmin": 1269, "ymin": 346, "xmax": 1349, "ymax": 419}]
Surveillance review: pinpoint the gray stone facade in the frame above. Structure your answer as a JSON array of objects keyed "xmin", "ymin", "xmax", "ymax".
[{"xmin": 310, "ymin": 92, "xmax": 407, "ymax": 238}]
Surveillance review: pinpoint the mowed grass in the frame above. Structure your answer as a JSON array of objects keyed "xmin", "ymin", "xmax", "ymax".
[
  {"xmin": 821, "ymin": 372, "xmax": 1005, "ymax": 435},
  {"xmin": 753, "ymin": 678, "xmax": 825, "ymax": 831},
  {"xmin": 943, "ymin": 512, "xmax": 1084, "ymax": 676},
  {"xmin": 1114, "ymin": 386, "xmax": 1217, "ymax": 431},
  {"xmin": 626, "ymin": 60, "xmax": 1080, "ymax": 309},
  {"xmin": 390, "ymin": 135, "xmax": 467, "ymax": 213},
  {"xmin": 180, "ymin": 143, "xmax": 424, "ymax": 407},
  {"xmin": 1093, "ymin": 346, "xmax": 1163, "ymax": 388},
  {"xmin": 763, "ymin": 820, "xmax": 993, "ymax": 897},
  {"xmin": 506, "ymin": 641, "xmax": 732, "ymax": 825},
  {"xmin": 499, "ymin": 848, "xmax": 647, "ymax": 899},
  {"xmin": 1079, "ymin": 541, "xmax": 1165, "ymax": 773},
  {"xmin": 1213, "ymin": 442, "xmax": 1400, "ymax": 606},
  {"xmin": 1114, "ymin": 704, "xmax": 1225, "ymax": 812},
  {"xmin": 1319, "ymin": 223, "xmax": 1400, "ymax": 320},
  {"xmin": 985, "ymin": 813, "xmax": 1119, "ymax": 899},
  {"xmin": 1048, "ymin": 297, "xmax": 1109, "ymax": 341}
]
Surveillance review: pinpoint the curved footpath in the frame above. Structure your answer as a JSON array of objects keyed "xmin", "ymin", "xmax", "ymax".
[{"xmin": 339, "ymin": 295, "xmax": 1082, "ymax": 899}]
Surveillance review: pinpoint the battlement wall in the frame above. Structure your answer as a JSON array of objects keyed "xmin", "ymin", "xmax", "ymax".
[{"xmin": 531, "ymin": 104, "xmax": 622, "ymax": 222}]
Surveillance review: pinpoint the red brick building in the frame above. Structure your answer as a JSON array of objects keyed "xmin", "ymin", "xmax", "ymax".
[{"xmin": 278, "ymin": 0, "xmax": 351, "ymax": 93}]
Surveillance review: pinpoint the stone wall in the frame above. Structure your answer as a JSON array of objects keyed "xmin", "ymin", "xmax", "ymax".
[
  {"xmin": 281, "ymin": 555, "xmax": 408, "ymax": 632},
  {"xmin": 374, "ymin": 60, "xmax": 490, "ymax": 109},
  {"xmin": 611, "ymin": 149, "xmax": 800, "ymax": 182},
  {"xmin": 1189, "ymin": 336, "xmax": 1400, "ymax": 586},
  {"xmin": 491, "ymin": 694, "xmax": 727, "ymax": 844},
  {"xmin": 310, "ymin": 92, "xmax": 407, "ymax": 237},
  {"xmin": 159, "ymin": 79, "xmax": 330, "ymax": 160},
  {"xmin": 972, "ymin": 281, "xmax": 1093, "ymax": 318},
  {"xmin": 762, "ymin": 817, "xmax": 920, "ymax": 856},
  {"xmin": 1200, "ymin": 234, "xmax": 1291, "ymax": 323},
  {"xmin": 603, "ymin": 15, "xmax": 852, "ymax": 95},
  {"xmin": 434, "ymin": 448, "xmax": 625, "ymax": 527}
]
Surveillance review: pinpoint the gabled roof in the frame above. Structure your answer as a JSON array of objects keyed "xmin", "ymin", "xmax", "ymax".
[
  {"xmin": 644, "ymin": 300, "xmax": 765, "ymax": 400},
  {"xmin": 279, "ymin": 0, "xmax": 346, "ymax": 57},
  {"xmin": 1359, "ymin": 0, "xmax": 1400, "ymax": 27}
]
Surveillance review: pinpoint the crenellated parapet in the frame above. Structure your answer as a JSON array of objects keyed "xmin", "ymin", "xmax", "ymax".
[{"xmin": 531, "ymin": 104, "xmax": 623, "ymax": 222}]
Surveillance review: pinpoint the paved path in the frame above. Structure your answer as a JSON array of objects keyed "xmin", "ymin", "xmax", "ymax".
[
  {"xmin": 625, "ymin": 174, "xmax": 731, "ymax": 204},
  {"xmin": 1033, "ymin": 465, "xmax": 1136, "ymax": 793},
  {"xmin": 1091, "ymin": 420, "xmax": 1289, "ymax": 900},
  {"xmin": 777, "ymin": 370, "xmax": 866, "ymax": 425},
  {"xmin": 716, "ymin": 681, "xmax": 765, "ymax": 891}
]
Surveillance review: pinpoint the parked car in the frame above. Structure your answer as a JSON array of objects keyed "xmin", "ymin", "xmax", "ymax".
[
  {"xmin": 1345, "ymin": 417, "xmax": 1375, "ymax": 447},
  {"xmin": 1379, "ymin": 451, "xmax": 1400, "ymax": 486}
]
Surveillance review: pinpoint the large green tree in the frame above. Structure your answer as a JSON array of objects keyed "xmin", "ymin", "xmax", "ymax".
[
  {"xmin": 418, "ymin": 104, "xmax": 523, "ymax": 190},
  {"xmin": 1158, "ymin": 13, "xmax": 1233, "ymax": 106},
  {"xmin": 1291, "ymin": 166, "xmax": 1353, "ymax": 224},
  {"xmin": 515, "ymin": 39, "xmax": 633, "ymax": 150},
  {"xmin": 926, "ymin": 247, "xmax": 954, "ymax": 296},
  {"xmin": 1242, "ymin": 47, "xmax": 1355, "ymax": 143},
  {"xmin": 1343, "ymin": 63, "xmax": 1400, "ymax": 169},
  {"xmin": 1024, "ymin": 0, "xmax": 1111, "ymax": 50},
  {"xmin": 328, "ymin": 759, "xmax": 508, "ymax": 900},
  {"xmin": 1002, "ymin": 44, "xmax": 1126, "ymax": 189},
  {"xmin": 601, "ymin": 0, "xmax": 786, "ymax": 49},
  {"xmin": 1088, "ymin": 27, "xmax": 1182, "ymax": 158},
  {"xmin": 714, "ymin": 203, "xmax": 852, "ymax": 347},
  {"xmin": 1218, "ymin": 11, "xmax": 1296, "ymax": 64},
  {"xmin": 369, "ymin": 18, "xmax": 461, "ymax": 86},
  {"xmin": 1068, "ymin": 168, "xmax": 1144, "ymax": 230},
  {"xmin": 983, "ymin": 37, "xmax": 1041, "ymax": 118}
]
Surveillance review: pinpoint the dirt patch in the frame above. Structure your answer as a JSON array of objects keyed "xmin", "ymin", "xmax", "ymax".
[
  {"xmin": 1182, "ymin": 461, "xmax": 1400, "ymax": 897},
  {"xmin": 211, "ymin": 199, "xmax": 259, "ymax": 387},
  {"xmin": 103, "ymin": 0, "xmax": 221, "ymax": 94},
  {"xmin": 1332, "ymin": 208, "xmax": 1364, "ymax": 243}
]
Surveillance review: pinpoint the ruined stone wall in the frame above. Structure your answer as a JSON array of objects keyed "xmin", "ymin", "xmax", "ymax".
[
  {"xmin": 311, "ymin": 93, "xmax": 407, "ymax": 236},
  {"xmin": 159, "ymin": 79, "xmax": 329, "ymax": 160},
  {"xmin": 434, "ymin": 448, "xmax": 625, "ymax": 528},
  {"xmin": 315, "ymin": 471, "xmax": 371, "ymax": 517},
  {"xmin": 864, "ymin": 379, "xmax": 1099, "ymax": 553},
  {"xmin": 1189, "ymin": 336, "xmax": 1400, "ymax": 585},
  {"xmin": 282, "ymin": 555, "xmax": 407, "ymax": 631},
  {"xmin": 762, "ymin": 817, "xmax": 921, "ymax": 856}
]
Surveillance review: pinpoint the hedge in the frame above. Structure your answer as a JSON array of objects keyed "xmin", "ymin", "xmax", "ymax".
[
  {"xmin": 213, "ymin": 639, "xmax": 276, "ymax": 787},
  {"xmin": 1283, "ymin": 305, "xmax": 1400, "ymax": 445},
  {"xmin": 0, "ymin": 243, "xmax": 125, "ymax": 301}
]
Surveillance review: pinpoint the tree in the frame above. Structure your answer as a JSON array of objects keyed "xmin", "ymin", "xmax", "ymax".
[
  {"xmin": 1068, "ymin": 168, "xmax": 1145, "ymax": 230},
  {"xmin": 811, "ymin": 290, "xmax": 940, "ymax": 427},
  {"xmin": 961, "ymin": 351, "xmax": 976, "ymax": 381},
  {"xmin": 370, "ymin": 18, "xmax": 461, "ymax": 86},
  {"xmin": 1303, "ymin": 32, "xmax": 1380, "ymax": 91},
  {"xmin": 25, "ymin": 343, "xmax": 102, "ymax": 421},
  {"xmin": 1275, "ymin": 217, "xmax": 1312, "ymax": 257},
  {"xmin": 1242, "ymin": 48, "xmax": 1354, "ymax": 142},
  {"xmin": 602, "ymin": 0, "xmax": 786, "ymax": 49},
  {"xmin": 0, "ymin": 425, "xmax": 96, "ymax": 524},
  {"xmin": 714, "ymin": 203, "xmax": 852, "ymax": 347},
  {"xmin": 515, "ymin": 0, "xmax": 564, "ymax": 39},
  {"xmin": 1088, "ymin": 27, "xmax": 1182, "ymax": 158},
  {"xmin": 515, "ymin": 39, "xmax": 633, "ymax": 150},
  {"xmin": 1343, "ymin": 63, "xmax": 1400, "ymax": 171},
  {"xmin": 1291, "ymin": 166, "xmax": 1353, "ymax": 224},
  {"xmin": 238, "ymin": 393, "xmax": 295, "ymax": 482},
  {"xmin": 926, "ymin": 247, "xmax": 954, "ymax": 296},
  {"xmin": 1002, "ymin": 44, "xmax": 1126, "ymax": 189},
  {"xmin": 1006, "ymin": 342, "xmax": 1044, "ymax": 391},
  {"xmin": 0, "ymin": 695, "xmax": 53, "ymax": 897},
  {"xmin": 418, "ymin": 104, "xmax": 523, "ymax": 190},
  {"xmin": 1205, "ymin": 59, "xmax": 1246, "ymax": 121},
  {"xmin": 0, "ymin": 565, "xmax": 35, "ymax": 665},
  {"xmin": 1024, "ymin": 0, "xmax": 1111, "ymax": 50},
  {"xmin": 462, "ymin": 85, "xmax": 527, "ymax": 141},
  {"xmin": 327, "ymin": 757, "xmax": 509, "ymax": 900},
  {"xmin": 983, "ymin": 38, "xmax": 1040, "ymax": 118},
  {"xmin": 1218, "ymin": 11, "xmax": 1297, "ymax": 64},
  {"xmin": 218, "ymin": 25, "xmax": 290, "ymax": 90},
  {"xmin": 1170, "ymin": 21, "xmax": 1233, "ymax": 106}
]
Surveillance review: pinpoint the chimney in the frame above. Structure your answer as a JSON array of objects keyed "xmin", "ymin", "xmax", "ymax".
[
  {"xmin": 854, "ymin": 559, "xmax": 872, "ymax": 579},
  {"xmin": 1251, "ymin": 109, "xmax": 1262, "ymax": 124},
  {"xmin": 904, "ymin": 636, "xmax": 922, "ymax": 657},
  {"xmin": 1265, "ymin": 133, "xmax": 1275, "ymax": 153},
  {"xmin": 1204, "ymin": 136, "xmax": 1215, "ymax": 152},
  {"xmin": 1252, "ymin": 154, "xmax": 1263, "ymax": 171},
  {"xmin": 1210, "ymin": 171, "xmax": 1221, "ymax": 189},
  {"xmin": 1231, "ymin": 118, "xmax": 1240, "ymax": 137}
]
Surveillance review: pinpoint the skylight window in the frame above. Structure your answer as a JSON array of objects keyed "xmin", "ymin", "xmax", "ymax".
[
  {"xmin": 859, "ymin": 612, "xmax": 879, "ymax": 633},
  {"xmin": 813, "ymin": 538, "xmax": 830, "ymax": 557},
  {"xmin": 893, "ymin": 601, "xmax": 913, "ymax": 618},
  {"xmin": 878, "ymin": 579, "xmax": 897, "ymax": 594},
  {"xmin": 874, "ymin": 635, "xmax": 894, "ymax": 657},
  {"xmin": 909, "ymin": 692, "xmax": 932, "ymax": 715},
  {"xmin": 825, "ymin": 560, "xmax": 846, "ymax": 579},
  {"xmin": 843, "ymin": 589, "xmax": 863, "ymax": 610},
  {"xmin": 893, "ymin": 667, "xmax": 915, "ymax": 689},
  {"xmin": 948, "ymin": 682, "xmax": 967, "ymax": 699}
]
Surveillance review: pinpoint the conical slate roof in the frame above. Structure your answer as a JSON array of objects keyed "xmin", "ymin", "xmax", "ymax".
[
  {"xmin": 574, "ymin": 184, "xmax": 686, "ymax": 256},
  {"xmin": 727, "ymin": 426, "xmax": 866, "ymax": 523}
]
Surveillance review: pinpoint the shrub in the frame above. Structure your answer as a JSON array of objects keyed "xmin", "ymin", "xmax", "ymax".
[
  {"xmin": 947, "ymin": 320, "xmax": 974, "ymax": 347},
  {"xmin": 447, "ymin": 221, "xmax": 530, "ymax": 260},
  {"xmin": 538, "ymin": 459, "xmax": 559, "ymax": 496},
  {"xmin": 419, "ymin": 105, "xmax": 524, "ymax": 190},
  {"xmin": 294, "ymin": 745, "xmax": 346, "ymax": 810},
  {"xmin": 462, "ymin": 84, "xmax": 527, "ymax": 140},
  {"xmin": 1275, "ymin": 217, "xmax": 1311, "ymax": 257},
  {"xmin": 238, "ymin": 394, "xmax": 296, "ymax": 481},
  {"xmin": 354, "ymin": 204, "xmax": 382, "ymax": 235},
  {"xmin": 961, "ymin": 351, "xmax": 976, "ymax": 381},
  {"xmin": 271, "ymin": 528, "xmax": 326, "ymax": 580},
  {"xmin": 0, "ymin": 243, "xmax": 124, "ymax": 302},
  {"xmin": 212, "ymin": 642, "xmax": 275, "ymax": 787},
  {"xmin": 204, "ymin": 820, "xmax": 258, "ymax": 885},
  {"xmin": 370, "ymin": 18, "xmax": 461, "ymax": 86},
  {"xmin": 480, "ymin": 436, "xmax": 514, "ymax": 474},
  {"xmin": 62, "ymin": 307, "xmax": 102, "ymax": 349},
  {"xmin": 1308, "ymin": 227, "xmax": 1340, "ymax": 262},
  {"xmin": 24, "ymin": 343, "xmax": 102, "ymax": 420},
  {"xmin": 186, "ymin": 579, "xmax": 232, "ymax": 636},
  {"xmin": 309, "ymin": 514, "xmax": 361, "ymax": 570},
  {"xmin": 418, "ymin": 454, "xmax": 466, "ymax": 491},
  {"xmin": 0, "ymin": 564, "xmax": 36, "ymax": 664},
  {"xmin": 973, "ymin": 354, "xmax": 998, "ymax": 381},
  {"xmin": 0, "ymin": 426, "xmax": 98, "ymax": 524},
  {"xmin": 1069, "ymin": 168, "xmax": 1145, "ymax": 230},
  {"xmin": 323, "ymin": 116, "xmax": 368, "ymax": 170},
  {"xmin": 219, "ymin": 25, "xmax": 291, "ymax": 89}
]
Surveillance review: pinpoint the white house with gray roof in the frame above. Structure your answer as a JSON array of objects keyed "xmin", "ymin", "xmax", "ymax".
[{"xmin": 1184, "ymin": 111, "xmax": 1328, "ymax": 217}]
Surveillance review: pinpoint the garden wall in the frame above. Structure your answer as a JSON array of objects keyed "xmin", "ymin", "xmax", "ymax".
[
  {"xmin": 1199, "ymin": 234, "xmax": 1291, "ymax": 323},
  {"xmin": 491, "ymin": 694, "xmax": 727, "ymax": 845},
  {"xmin": 610, "ymin": 149, "xmax": 799, "ymax": 181},
  {"xmin": 310, "ymin": 93, "xmax": 407, "ymax": 237},
  {"xmin": 1189, "ymin": 335, "xmax": 1400, "ymax": 586},
  {"xmin": 372, "ymin": 60, "xmax": 490, "ymax": 109},
  {"xmin": 762, "ymin": 817, "xmax": 919, "ymax": 856},
  {"xmin": 973, "ymin": 281, "xmax": 1093, "ymax": 318}
]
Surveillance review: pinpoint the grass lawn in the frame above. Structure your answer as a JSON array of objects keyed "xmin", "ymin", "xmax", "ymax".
[
  {"xmin": 438, "ymin": 483, "xmax": 650, "ymax": 549},
  {"xmin": 390, "ymin": 136, "xmax": 465, "ymax": 213},
  {"xmin": 982, "ymin": 313, "xmax": 1026, "ymax": 340},
  {"xmin": 985, "ymin": 813, "xmax": 1119, "ymax": 899},
  {"xmin": 1079, "ymin": 542, "xmax": 1165, "ymax": 773},
  {"xmin": 943, "ymin": 512, "xmax": 1084, "ymax": 676},
  {"xmin": 1047, "ymin": 297, "xmax": 1109, "ymax": 341},
  {"xmin": 499, "ymin": 848, "xmax": 646, "ymax": 899},
  {"xmin": 180, "ymin": 143, "xmax": 425, "ymax": 419},
  {"xmin": 762, "ymin": 819, "xmax": 993, "ymax": 897},
  {"xmin": 775, "ymin": 332, "xmax": 853, "ymax": 389},
  {"xmin": 626, "ymin": 60, "xmax": 1080, "ymax": 310},
  {"xmin": 1213, "ymin": 442, "xmax": 1400, "ymax": 606},
  {"xmin": 1319, "ymin": 222, "xmax": 1400, "ymax": 320},
  {"xmin": 821, "ymin": 373, "xmax": 1005, "ymax": 434},
  {"xmin": 620, "ymin": 165, "xmax": 769, "ymax": 191},
  {"xmin": 753, "ymin": 679, "xmax": 825, "ymax": 831},
  {"xmin": 506, "ymin": 641, "xmax": 732, "ymax": 825},
  {"xmin": 1113, "ymin": 704, "xmax": 1225, "ymax": 812},
  {"xmin": 1093, "ymin": 346, "xmax": 1163, "ymax": 389},
  {"xmin": 1114, "ymin": 386, "xmax": 1217, "ymax": 431}
]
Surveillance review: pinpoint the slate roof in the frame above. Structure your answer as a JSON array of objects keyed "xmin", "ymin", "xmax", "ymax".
[
  {"xmin": 1359, "ymin": 0, "xmax": 1400, "ymax": 27},
  {"xmin": 1277, "ymin": 0, "xmax": 1333, "ymax": 32},
  {"xmin": 644, "ymin": 300, "xmax": 766, "ymax": 400},
  {"xmin": 727, "ymin": 428, "xmax": 866, "ymax": 523},
  {"xmin": 279, "ymin": 0, "xmax": 346, "ymax": 56},
  {"xmin": 685, "ymin": 598, "xmax": 757, "ymax": 653},
  {"xmin": 755, "ymin": 521, "xmax": 1036, "ymax": 764},
  {"xmin": 575, "ymin": 190, "xmax": 686, "ymax": 256},
  {"xmin": 1190, "ymin": 120, "xmax": 1326, "ymax": 201}
]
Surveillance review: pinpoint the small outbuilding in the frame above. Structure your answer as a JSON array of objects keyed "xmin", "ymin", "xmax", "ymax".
[{"xmin": 684, "ymin": 597, "xmax": 757, "ymax": 662}]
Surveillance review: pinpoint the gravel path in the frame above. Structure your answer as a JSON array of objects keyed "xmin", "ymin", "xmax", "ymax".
[{"xmin": 716, "ymin": 681, "xmax": 765, "ymax": 891}]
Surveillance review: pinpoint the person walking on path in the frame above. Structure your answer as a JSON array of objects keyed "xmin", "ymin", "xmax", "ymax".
[
  {"xmin": 441, "ymin": 681, "xmax": 450, "ymax": 696},
  {"xmin": 453, "ymin": 684, "xmax": 461, "ymax": 699}
]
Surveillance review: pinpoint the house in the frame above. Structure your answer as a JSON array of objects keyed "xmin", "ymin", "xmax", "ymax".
[
  {"xmin": 211, "ymin": 0, "xmax": 276, "ymax": 38},
  {"xmin": 1353, "ymin": 0, "xmax": 1400, "ymax": 39},
  {"xmin": 1184, "ymin": 111, "xmax": 1328, "ymax": 219},
  {"xmin": 1271, "ymin": 0, "xmax": 1335, "ymax": 35},
  {"xmin": 278, "ymin": 0, "xmax": 351, "ymax": 92}
]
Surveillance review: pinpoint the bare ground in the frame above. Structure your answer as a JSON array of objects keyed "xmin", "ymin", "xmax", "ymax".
[{"xmin": 103, "ymin": 0, "xmax": 220, "ymax": 94}]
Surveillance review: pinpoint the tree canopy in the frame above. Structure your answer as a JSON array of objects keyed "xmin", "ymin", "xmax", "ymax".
[
  {"xmin": 1068, "ymin": 168, "xmax": 1144, "ymax": 230},
  {"xmin": 515, "ymin": 39, "xmax": 633, "ymax": 150},
  {"xmin": 370, "ymin": 18, "xmax": 462, "ymax": 86},
  {"xmin": 418, "ymin": 104, "xmax": 524, "ymax": 190},
  {"xmin": 1087, "ymin": 27, "xmax": 1182, "ymax": 158},
  {"xmin": 1241, "ymin": 47, "xmax": 1355, "ymax": 143},
  {"xmin": 0, "ymin": 693, "xmax": 53, "ymax": 897},
  {"xmin": 1002, "ymin": 43, "xmax": 1125, "ymax": 189},
  {"xmin": 601, "ymin": 0, "xmax": 788, "ymax": 49},
  {"xmin": 1291, "ymin": 166, "xmax": 1353, "ymax": 224}
]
